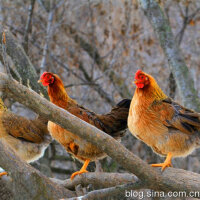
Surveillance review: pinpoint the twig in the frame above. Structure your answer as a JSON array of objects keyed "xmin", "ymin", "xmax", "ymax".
[
  {"xmin": 51, "ymin": 53, "xmax": 115, "ymax": 105},
  {"xmin": 65, "ymin": 82, "xmax": 98, "ymax": 88},
  {"xmin": 169, "ymin": 6, "xmax": 200, "ymax": 100},
  {"xmin": 1, "ymin": 31, "xmax": 11, "ymax": 77},
  {"xmin": 66, "ymin": 24, "xmax": 132, "ymax": 98},
  {"xmin": 87, "ymin": 0, "xmax": 96, "ymax": 79},
  {"xmin": 78, "ymin": 62, "xmax": 115, "ymax": 105},
  {"xmin": 176, "ymin": 5, "xmax": 189, "ymax": 46},
  {"xmin": 40, "ymin": 0, "xmax": 54, "ymax": 75},
  {"xmin": 40, "ymin": 0, "xmax": 65, "ymax": 75},
  {"xmin": 22, "ymin": 0, "xmax": 36, "ymax": 53},
  {"xmin": 50, "ymin": 53, "xmax": 86, "ymax": 81},
  {"xmin": 175, "ymin": 6, "xmax": 200, "ymax": 46}
]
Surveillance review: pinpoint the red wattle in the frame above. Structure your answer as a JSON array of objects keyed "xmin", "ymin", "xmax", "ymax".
[{"xmin": 136, "ymin": 83, "xmax": 144, "ymax": 88}]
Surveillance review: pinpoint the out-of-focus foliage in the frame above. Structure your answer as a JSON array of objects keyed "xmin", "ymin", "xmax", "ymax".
[{"xmin": 0, "ymin": 0, "xmax": 200, "ymax": 179}]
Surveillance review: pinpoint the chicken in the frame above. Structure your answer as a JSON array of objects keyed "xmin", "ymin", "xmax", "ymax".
[
  {"xmin": 0, "ymin": 98, "xmax": 52, "ymax": 177},
  {"xmin": 128, "ymin": 69, "xmax": 200, "ymax": 171},
  {"xmin": 39, "ymin": 72, "xmax": 131, "ymax": 179}
]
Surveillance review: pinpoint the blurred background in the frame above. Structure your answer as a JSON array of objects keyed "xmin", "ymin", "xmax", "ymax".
[{"xmin": 0, "ymin": 0, "xmax": 200, "ymax": 180}]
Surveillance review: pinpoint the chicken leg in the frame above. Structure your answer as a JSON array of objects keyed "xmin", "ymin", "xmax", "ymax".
[
  {"xmin": 151, "ymin": 152, "xmax": 173, "ymax": 171},
  {"xmin": 0, "ymin": 172, "xmax": 7, "ymax": 177},
  {"xmin": 71, "ymin": 159, "xmax": 90, "ymax": 180}
]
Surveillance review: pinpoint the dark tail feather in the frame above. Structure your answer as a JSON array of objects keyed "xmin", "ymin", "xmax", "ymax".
[
  {"xmin": 116, "ymin": 99, "xmax": 131, "ymax": 109},
  {"xmin": 98, "ymin": 99, "xmax": 131, "ymax": 138}
]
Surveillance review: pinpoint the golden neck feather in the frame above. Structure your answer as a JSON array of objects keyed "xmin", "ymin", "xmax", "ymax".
[
  {"xmin": 48, "ymin": 78, "xmax": 76, "ymax": 108},
  {"xmin": 135, "ymin": 76, "xmax": 167, "ymax": 102}
]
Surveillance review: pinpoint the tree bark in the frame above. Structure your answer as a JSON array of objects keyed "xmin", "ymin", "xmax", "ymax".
[
  {"xmin": 0, "ymin": 140, "xmax": 75, "ymax": 200},
  {"xmin": 51, "ymin": 172, "xmax": 138, "ymax": 190},
  {"xmin": 0, "ymin": 25, "xmax": 48, "ymax": 98}
]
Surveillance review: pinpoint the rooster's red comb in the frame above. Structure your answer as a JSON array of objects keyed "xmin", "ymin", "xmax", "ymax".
[
  {"xmin": 135, "ymin": 70, "xmax": 143, "ymax": 79},
  {"xmin": 40, "ymin": 72, "xmax": 51, "ymax": 79}
]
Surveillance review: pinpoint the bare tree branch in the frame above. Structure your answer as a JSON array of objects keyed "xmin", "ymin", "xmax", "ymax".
[
  {"xmin": 22, "ymin": 0, "xmax": 36, "ymax": 53},
  {"xmin": 78, "ymin": 62, "xmax": 115, "ymax": 105},
  {"xmin": 68, "ymin": 181, "xmax": 144, "ymax": 200},
  {"xmin": 138, "ymin": 0, "xmax": 200, "ymax": 111},
  {"xmin": 65, "ymin": 82, "xmax": 98, "ymax": 88},
  {"xmin": 51, "ymin": 172, "xmax": 138, "ymax": 190},
  {"xmin": 1, "ymin": 31, "xmax": 11, "ymax": 77},
  {"xmin": 51, "ymin": 53, "xmax": 115, "ymax": 105},
  {"xmin": 176, "ymin": 5, "xmax": 189, "ymax": 46},
  {"xmin": 0, "ymin": 140, "xmax": 75, "ymax": 199},
  {"xmin": 66, "ymin": 25, "xmax": 132, "ymax": 98},
  {"xmin": 169, "ymin": 5, "xmax": 200, "ymax": 99},
  {"xmin": 40, "ymin": 0, "xmax": 54, "ymax": 75},
  {"xmin": 40, "ymin": 0, "xmax": 65, "ymax": 75},
  {"xmin": 176, "ymin": 6, "xmax": 200, "ymax": 46},
  {"xmin": 0, "ymin": 22, "xmax": 117, "ymax": 106},
  {"xmin": 0, "ymin": 177, "xmax": 13, "ymax": 200},
  {"xmin": 0, "ymin": 25, "xmax": 48, "ymax": 98}
]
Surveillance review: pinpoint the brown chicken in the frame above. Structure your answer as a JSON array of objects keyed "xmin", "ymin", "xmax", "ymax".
[
  {"xmin": 128, "ymin": 70, "xmax": 200, "ymax": 171},
  {"xmin": 0, "ymin": 98, "xmax": 51, "ymax": 177},
  {"xmin": 39, "ymin": 72, "xmax": 131, "ymax": 179}
]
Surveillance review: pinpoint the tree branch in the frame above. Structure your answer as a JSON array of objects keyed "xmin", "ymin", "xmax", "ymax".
[
  {"xmin": 50, "ymin": 53, "xmax": 115, "ymax": 106},
  {"xmin": 1, "ymin": 72, "xmax": 200, "ymax": 195},
  {"xmin": 40, "ymin": 0, "xmax": 54, "ymax": 75},
  {"xmin": 64, "ymin": 168, "xmax": 200, "ymax": 199},
  {"xmin": 0, "ymin": 140, "xmax": 75, "ymax": 199},
  {"xmin": 138, "ymin": 0, "xmax": 200, "ymax": 111},
  {"xmin": 51, "ymin": 172, "xmax": 138, "ymax": 190},
  {"xmin": 22, "ymin": 0, "xmax": 36, "ymax": 53},
  {"xmin": 0, "ymin": 25, "xmax": 48, "ymax": 98},
  {"xmin": 66, "ymin": 25, "xmax": 132, "ymax": 98},
  {"xmin": 68, "ymin": 181, "xmax": 144, "ymax": 200},
  {"xmin": 78, "ymin": 62, "xmax": 115, "ymax": 105},
  {"xmin": 0, "ymin": 177, "xmax": 13, "ymax": 200}
]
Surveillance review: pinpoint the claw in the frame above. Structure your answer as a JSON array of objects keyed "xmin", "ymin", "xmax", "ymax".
[
  {"xmin": 0, "ymin": 172, "xmax": 7, "ymax": 177},
  {"xmin": 151, "ymin": 162, "xmax": 172, "ymax": 171},
  {"xmin": 70, "ymin": 169, "xmax": 88, "ymax": 180},
  {"xmin": 151, "ymin": 152, "xmax": 173, "ymax": 171},
  {"xmin": 70, "ymin": 159, "xmax": 90, "ymax": 180}
]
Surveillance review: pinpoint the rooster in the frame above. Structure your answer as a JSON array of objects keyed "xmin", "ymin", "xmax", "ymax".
[
  {"xmin": 39, "ymin": 72, "xmax": 131, "ymax": 179},
  {"xmin": 0, "ymin": 98, "xmax": 51, "ymax": 177},
  {"xmin": 128, "ymin": 70, "xmax": 200, "ymax": 171}
]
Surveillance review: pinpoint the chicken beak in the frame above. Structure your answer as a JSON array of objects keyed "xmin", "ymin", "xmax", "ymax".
[
  {"xmin": 38, "ymin": 79, "xmax": 42, "ymax": 83},
  {"xmin": 134, "ymin": 79, "xmax": 138, "ymax": 84}
]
